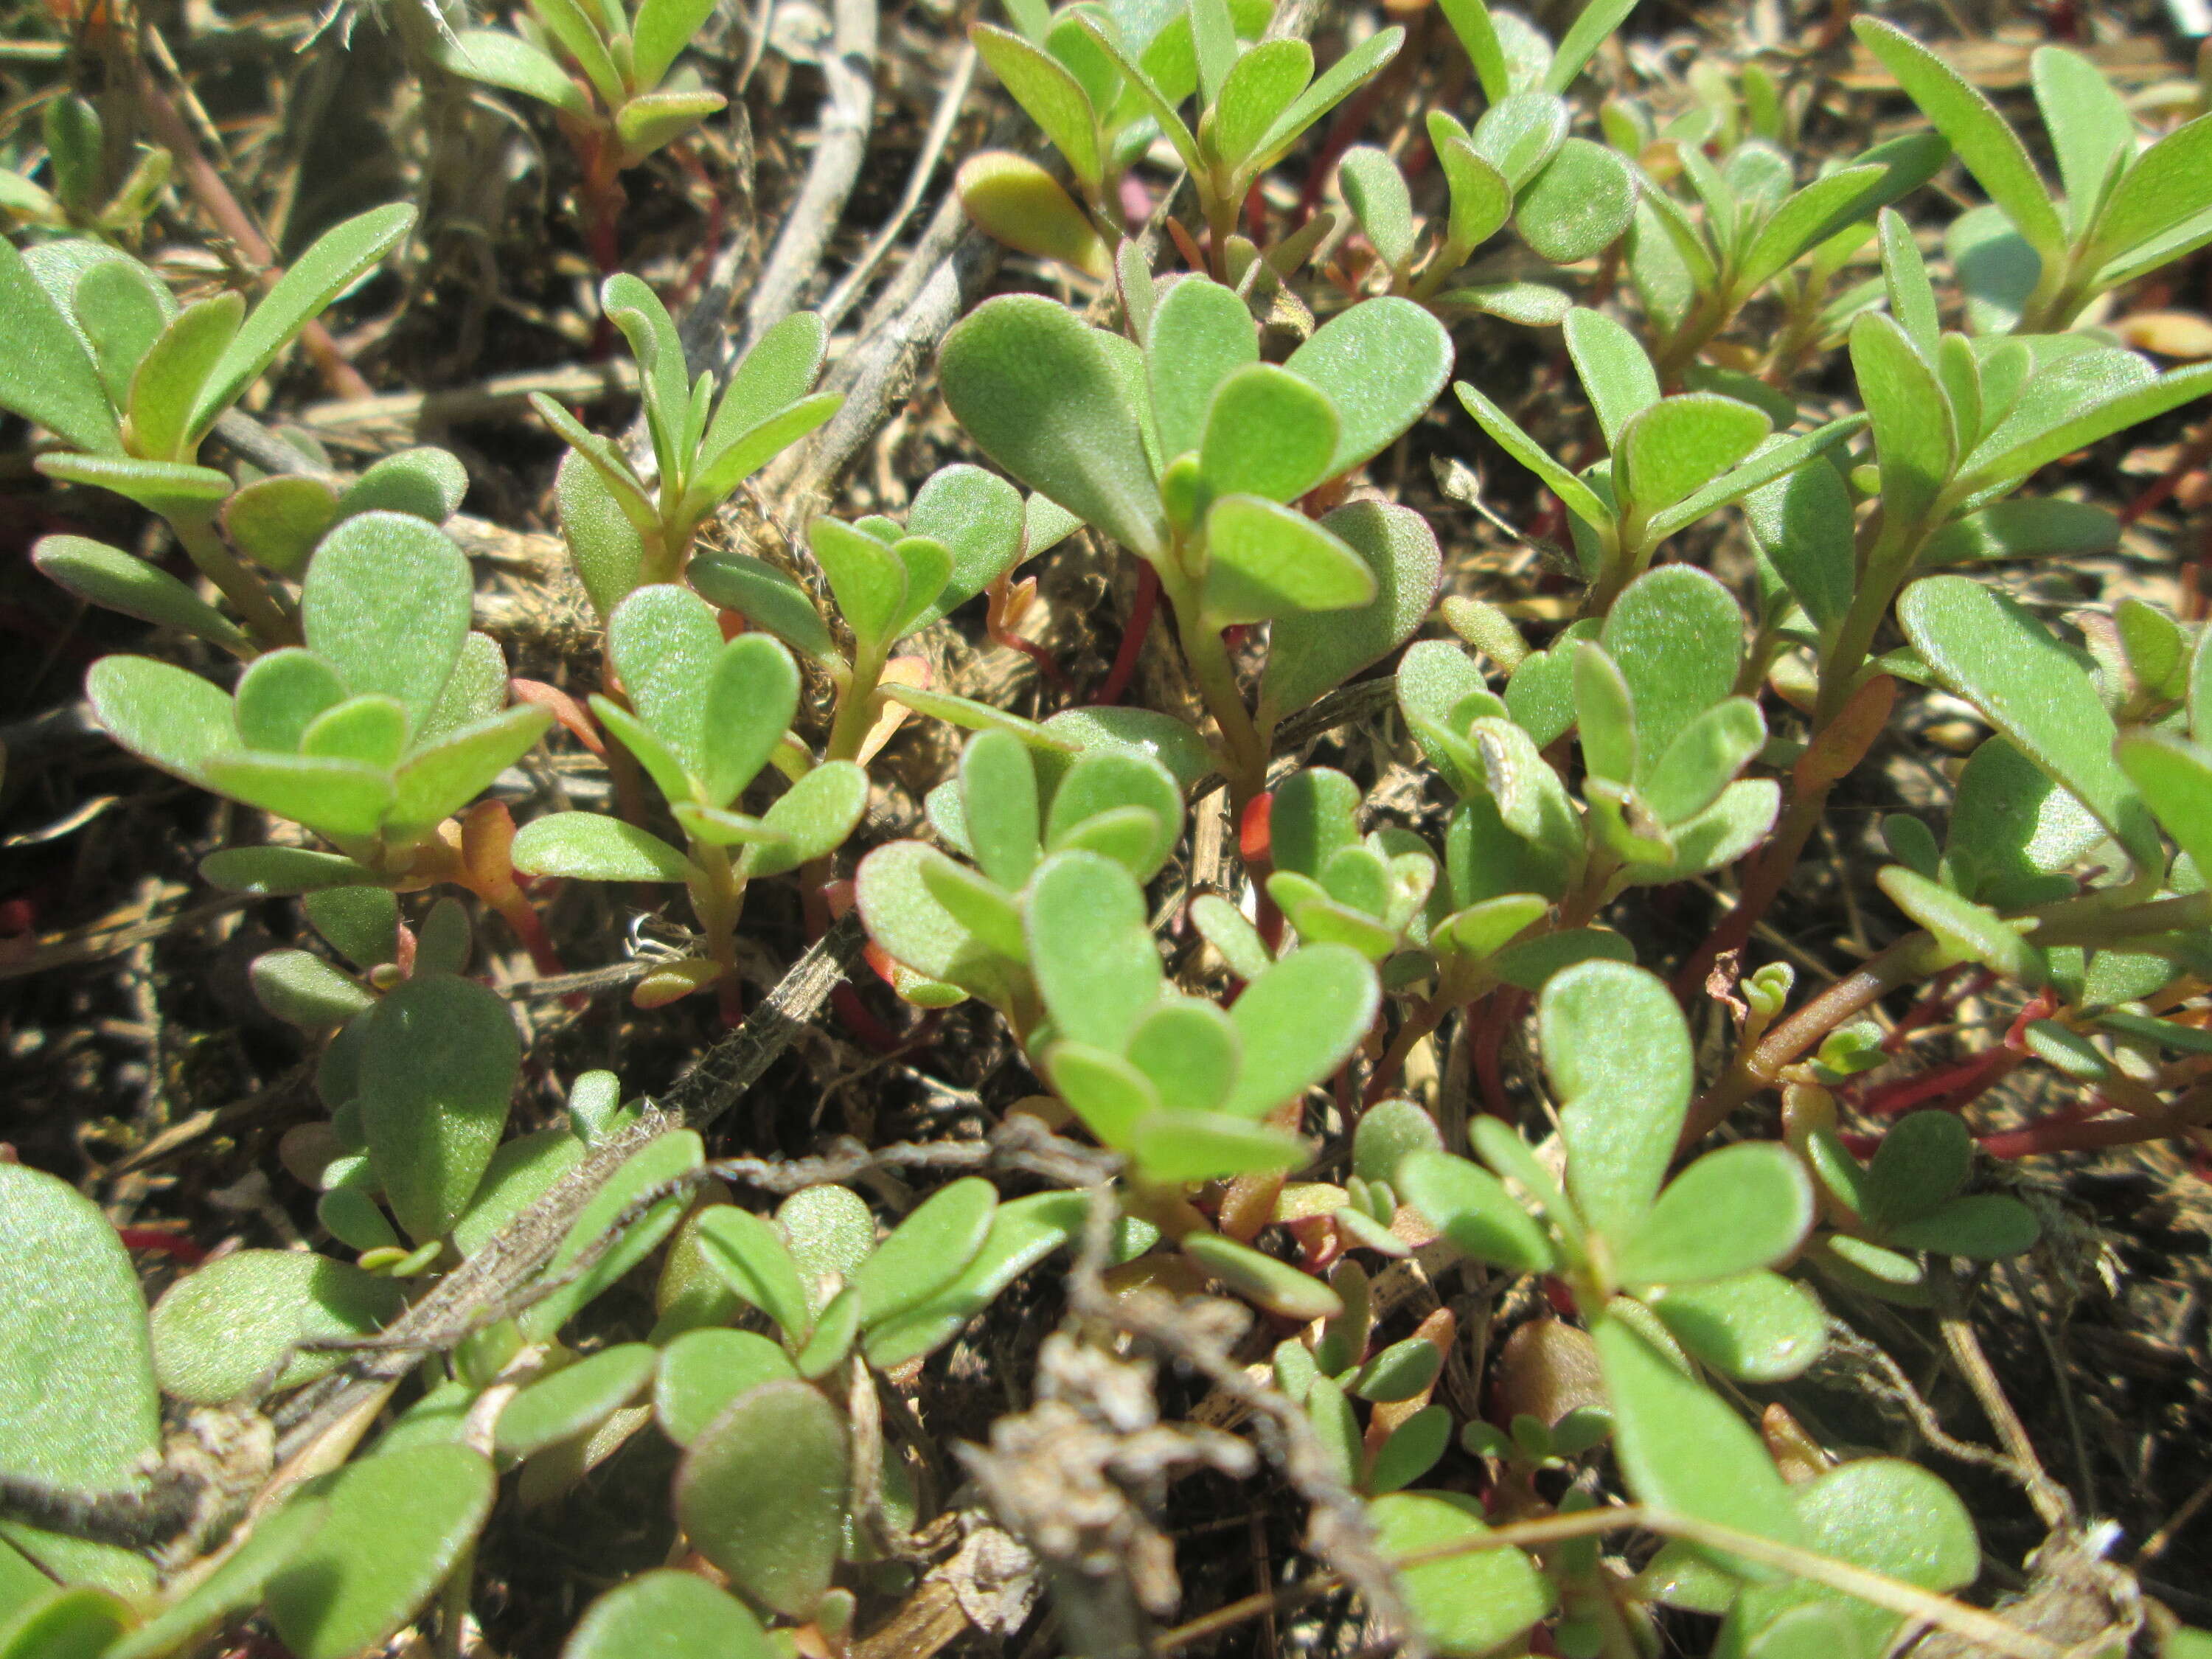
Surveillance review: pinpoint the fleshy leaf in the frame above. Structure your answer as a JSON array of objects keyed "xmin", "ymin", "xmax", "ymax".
[
  {"xmin": 939, "ymin": 294, "xmax": 1166, "ymax": 555},
  {"xmin": 1283, "ymin": 296, "xmax": 1452, "ymax": 479},
  {"xmin": 357, "ymin": 975, "xmax": 518, "ymax": 1242},
  {"xmin": 1220, "ymin": 943, "xmax": 1380, "ymax": 1119},
  {"xmin": 1646, "ymin": 1270, "xmax": 1828, "ymax": 1382},
  {"xmin": 1614, "ymin": 1144, "xmax": 1815, "ymax": 1287},
  {"xmin": 1593, "ymin": 1312, "xmax": 1803, "ymax": 1566},
  {"xmin": 265, "ymin": 1444, "xmax": 494, "ymax": 1659},
  {"xmin": 676, "ymin": 1380, "xmax": 850, "ymax": 1620},
  {"xmin": 1542, "ymin": 960, "xmax": 1691, "ymax": 1239},
  {"xmin": 1370, "ymin": 1493, "xmax": 1552, "ymax": 1657}
]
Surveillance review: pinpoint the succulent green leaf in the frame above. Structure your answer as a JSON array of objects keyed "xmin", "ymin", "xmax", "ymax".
[
  {"xmin": 514, "ymin": 812, "xmax": 698, "ymax": 883},
  {"xmin": 201, "ymin": 751, "xmax": 394, "ymax": 841},
  {"xmin": 1599, "ymin": 566, "xmax": 1745, "ymax": 785},
  {"xmin": 437, "ymin": 29, "xmax": 591, "ymax": 114},
  {"xmin": 1476, "ymin": 93, "xmax": 1571, "ymax": 195},
  {"xmin": 0, "ymin": 1163, "xmax": 160, "ymax": 1520},
  {"xmin": 1202, "ymin": 494, "xmax": 1377, "ymax": 623},
  {"xmin": 1124, "ymin": 998, "xmax": 1243, "ymax": 1116},
  {"xmin": 1340, "ymin": 146, "xmax": 1416, "ymax": 269},
  {"xmin": 0, "ymin": 235, "xmax": 122, "ymax": 455},
  {"xmin": 126, "ymin": 291, "xmax": 244, "ymax": 461},
  {"xmin": 655, "ymin": 1331, "xmax": 800, "ymax": 1447},
  {"xmin": 1433, "ymin": 131, "xmax": 1512, "ymax": 254},
  {"xmin": 1861, "ymin": 1109, "xmax": 1970, "ymax": 1228},
  {"xmin": 1132, "ymin": 1109, "xmax": 1310, "ymax": 1183},
  {"xmin": 301, "ymin": 510, "xmax": 472, "ymax": 734},
  {"xmin": 495, "ymin": 1343, "xmax": 657, "ymax": 1459},
  {"xmin": 338, "ymin": 446, "xmax": 469, "ymax": 525},
  {"xmin": 1878, "ymin": 863, "xmax": 2048, "ymax": 984},
  {"xmin": 900, "ymin": 463, "xmax": 1030, "ymax": 629},
  {"xmin": 1563, "ymin": 307, "xmax": 1660, "ymax": 448},
  {"xmin": 35, "ymin": 451, "xmax": 232, "ymax": 518},
  {"xmin": 1852, "ymin": 19, "xmax": 2062, "ymax": 261},
  {"xmin": 677, "ymin": 1380, "xmax": 849, "ymax": 1620},
  {"xmin": 1455, "ymin": 380, "xmax": 1610, "ymax": 530},
  {"xmin": 961, "ymin": 726, "xmax": 1044, "ymax": 888},
  {"xmin": 1257, "ymin": 501, "xmax": 1440, "ymax": 726},
  {"xmin": 845, "ymin": 1178, "xmax": 995, "ymax": 1335},
  {"xmin": 863, "ymin": 1191, "xmax": 1087, "ymax": 1367},
  {"xmin": 973, "ymin": 21, "xmax": 1106, "ymax": 189},
  {"xmin": 1961, "ymin": 361, "xmax": 2212, "ymax": 497},
  {"xmin": 1517, "ymin": 138, "xmax": 1638, "ymax": 264},
  {"xmin": 266, "ymin": 1444, "xmax": 494, "ymax": 1659},
  {"xmin": 1283, "ymin": 296, "xmax": 1451, "ymax": 479},
  {"xmin": 1027, "ymin": 849, "xmax": 1163, "ymax": 1051},
  {"xmin": 940, "ymin": 294, "xmax": 1165, "ymax": 556},
  {"xmin": 1217, "ymin": 38, "xmax": 1315, "ymax": 167},
  {"xmin": 2091, "ymin": 112, "xmax": 2212, "ymax": 263},
  {"xmin": 1594, "ymin": 1312, "xmax": 1803, "ymax": 1565},
  {"xmin": 384, "ymin": 705, "xmax": 552, "ymax": 844},
  {"xmin": 1717, "ymin": 1458, "xmax": 1978, "ymax": 1659},
  {"xmin": 1221, "ymin": 942, "xmax": 1380, "ymax": 1119},
  {"xmin": 560, "ymin": 1569, "xmax": 776, "ymax": 1659},
  {"xmin": 34, "ymin": 535, "xmax": 251, "ymax": 655},
  {"xmin": 1251, "ymin": 25, "xmax": 1403, "ymax": 167},
  {"xmin": 1370, "ymin": 1493, "xmax": 1552, "ymax": 1657},
  {"xmin": 2031, "ymin": 46, "xmax": 2135, "ymax": 236},
  {"xmin": 150, "ymin": 1247, "xmax": 405, "ymax": 1405},
  {"xmin": 523, "ymin": 1131, "xmax": 702, "ymax": 1340},
  {"xmin": 1745, "ymin": 459, "xmax": 1854, "ymax": 633},
  {"xmin": 1644, "ymin": 697, "xmax": 1766, "ymax": 825},
  {"xmin": 2119, "ymin": 729, "xmax": 2212, "ymax": 877},
  {"xmin": 1183, "ymin": 1233, "xmax": 1342, "ymax": 1319},
  {"xmin": 1646, "ymin": 1270, "xmax": 1828, "ymax": 1382},
  {"xmin": 1619, "ymin": 393, "xmax": 1771, "ymax": 519},
  {"xmin": 553, "ymin": 448, "xmax": 646, "ymax": 620},
  {"xmin": 689, "ymin": 552, "xmax": 837, "ymax": 661},
  {"xmin": 223, "ymin": 474, "xmax": 340, "ymax": 579},
  {"xmin": 613, "ymin": 88, "xmax": 726, "ymax": 161},
  {"xmin": 1541, "ymin": 960, "xmax": 1691, "ymax": 1238},
  {"xmin": 1048, "ymin": 1042, "xmax": 1161, "ymax": 1148},
  {"xmin": 1200, "ymin": 363, "xmax": 1340, "ymax": 505},
  {"xmin": 1899, "ymin": 575, "xmax": 2158, "ymax": 871},
  {"xmin": 1615, "ymin": 1144, "xmax": 1815, "ymax": 1286},
  {"xmin": 1044, "ymin": 750, "xmax": 1180, "ymax": 880},
  {"xmin": 1885, "ymin": 1194, "xmax": 2039, "ymax": 1258},
  {"xmin": 1397, "ymin": 1149, "xmax": 1557, "ymax": 1272},
  {"xmin": 697, "ymin": 1206, "xmax": 815, "ymax": 1342},
  {"xmin": 189, "ymin": 204, "xmax": 414, "ymax": 440},
  {"xmin": 357, "ymin": 975, "xmax": 518, "ymax": 1242}
]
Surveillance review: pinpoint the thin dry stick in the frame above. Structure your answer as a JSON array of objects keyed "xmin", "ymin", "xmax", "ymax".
[
  {"xmin": 817, "ymin": 43, "xmax": 980, "ymax": 333},
  {"xmin": 738, "ymin": 0, "xmax": 880, "ymax": 352},
  {"xmin": 1933, "ymin": 1262, "xmax": 2077, "ymax": 1532}
]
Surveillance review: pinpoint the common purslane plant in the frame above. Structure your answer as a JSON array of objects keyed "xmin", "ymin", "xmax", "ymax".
[{"xmin": 7, "ymin": 4, "xmax": 2212, "ymax": 1657}]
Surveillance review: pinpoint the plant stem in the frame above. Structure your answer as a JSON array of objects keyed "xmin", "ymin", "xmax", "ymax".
[
  {"xmin": 1161, "ymin": 565, "xmax": 1267, "ymax": 815},
  {"xmin": 825, "ymin": 645, "xmax": 887, "ymax": 765},
  {"xmin": 687, "ymin": 838, "xmax": 748, "ymax": 1026},
  {"xmin": 1680, "ymin": 932, "xmax": 1948, "ymax": 1147},
  {"xmin": 168, "ymin": 511, "xmax": 299, "ymax": 647}
]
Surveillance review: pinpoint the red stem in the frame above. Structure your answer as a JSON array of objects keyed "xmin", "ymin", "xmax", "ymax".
[{"xmin": 1093, "ymin": 563, "xmax": 1160, "ymax": 706}]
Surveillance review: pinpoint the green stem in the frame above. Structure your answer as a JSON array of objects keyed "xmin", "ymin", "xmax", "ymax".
[
  {"xmin": 1650, "ymin": 285, "xmax": 1735, "ymax": 389},
  {"xmin": 170, "ymin": 511, "xmax": 298, "ymax": 647},
  {"xmin": 824, "ymin": 645, "xmax": 886, "ymax": 765},
  {"xmin": 1203, "ymin": 176, "xmax": 1240, "ymax": 282},
  {"xmin": 686, "ymin": 836, "xmax": 748, "ymax": 1019},
  {"xmin": 1160, "ymin": 564, "xmax": 1267, "ymax": 814}
]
